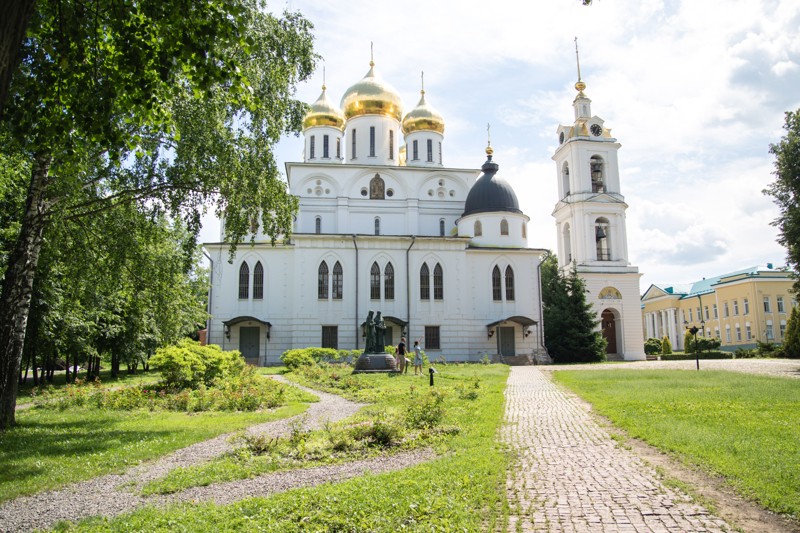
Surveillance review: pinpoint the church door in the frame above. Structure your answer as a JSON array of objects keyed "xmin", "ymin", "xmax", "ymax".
[
  {"xmin": 239, "ymin": 326, "xmax": 260, "ymax": 366},
  {"xmin": 498, "ymin": 326, "xmax": 516, "ymax": 356},
  {"xmin": 601, "ymin": 310, "xmax": 617, "ymax": 354}
]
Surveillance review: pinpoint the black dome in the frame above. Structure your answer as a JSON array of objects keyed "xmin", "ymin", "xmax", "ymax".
[{"xmin": 462, "ymin": 155, "xmax": 521, "ymax": 217}]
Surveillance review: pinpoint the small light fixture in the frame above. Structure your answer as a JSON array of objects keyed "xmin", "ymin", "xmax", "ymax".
[
  {"xmin": 224, "ymin": 324, "xmax": 231, "ymax": 339},
  {"xmin": 524, "ymin": 328, "xmax": 531, "ymax": 338},
  {"xmin": 488, "ymin": 329, "xmax": 495, "ymax": 339}
]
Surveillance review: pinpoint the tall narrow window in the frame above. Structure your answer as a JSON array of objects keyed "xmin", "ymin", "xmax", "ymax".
[
  {"xmin": 505, "ymin": 266, "xmax": 515, "ymax": 301},
  {"xmin": 323, "ymin": 135, "xmax": 329, "ymax": 158},
  {"xmin": 595, "ymin": 217, "xmax": 610, "ymax": 261},
  {"xmin": 384, "ymin": 263, "xmax": 395, "ymax": 300},
  {"xmin": 425, "ymin": 326, "xmax": 440, "ymax": 350},
  {"xmin": 370, "ymin": 262, "xmax": 381, "ymax": 299},
  {"xmin": 420, "ymin": 263, "xmax": 430, "ymax": 300},
  {"xmin": 764, "ymin": 296, "xmax": 772, "ymax": 313},
  {"xmin": 438, "ymin": 141, "xmax": 442, "ymax": 164},
  {"xmin": 315, "ymin": 216, "xmax": 321, "ymax": 234},
  {"xmin": 590, "ymin": 155, "xmax": 605, "ymax": 193},
  {"xmin": 336, "ymin": 138, "xmax": 341, "ymax": 159},
  {"xmin": 433, "ymin": 263, "xmax": 443, "ymax": 300},
  {"xmin": 522, "ymin": 222, "xmax": 527, "ymax": 238},
  {"xmin": 412, "ymin": 140, "xmax": 419, "ymax": 160},
  {"xmin": 492, "ymin": 266, "xmax": 502, "ymax": 301},
  {"xmin": 778, "ymin": 296, "xmax": 786, "ymax": 313},
  {"xmin": 369, "ymin": 126, "xmax": 375, "ymax": 157},
  {"xmin": 309, "ymin": 135, "xmax": 316, "ymax": 159},
  {"xmin": 351, "ymin": 128, "xmax": 357, "ymax": 159},
  {"xmin": 389, "ymin": 130, "xmax": 394, "ymax": 159},
  {"xmin": 426, "ymin": 139, "xmax": 433, "ymax": 162},
  {"xmin": 374, "ymin": 217, "xmax": 380, "ymax": 235},
  {"xmin": 562, "ymin": 162, "xmax": 570, "ymax": 197},
  {"xmin": 238, "ymin": 262, "xmax": 250, "ymax": 299},
  {"xmin": 253, "ymin": 261, "xmax": 264, "ymax": 300},
  {"xmin": 317, "ymin": 261, "xmax": 329, "ymax": 299},
  {"xmin": 500, "ymin": 219, "xmax": 509, "ymax": 236},
  {"xmin": 332, "ymin": 262, "xmax": 343, "ymax": 300},
  {"xmin": 474, "ymin": 220, "xmax": 482, "ymax": 236},
  {"xmin": 439, "ymin": 219, "xmax": 445, "ymax": 236},
  {"xmin": 322, "ymin": 326, "xmax": 338, "ymax": 349}
]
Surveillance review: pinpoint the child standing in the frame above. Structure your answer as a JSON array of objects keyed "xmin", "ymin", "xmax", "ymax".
[{"xmin": 413, "ymin": 339, "xmax": 423, "ymax": 375}]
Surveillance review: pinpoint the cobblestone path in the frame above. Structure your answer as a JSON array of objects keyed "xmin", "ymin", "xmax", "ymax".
[{"xmin": 503, "ymin": 366, "xmax": 732, "ymax": 532}]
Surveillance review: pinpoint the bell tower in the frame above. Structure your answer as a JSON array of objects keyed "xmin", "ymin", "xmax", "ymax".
[{"xmin": 551, "ymin": 39, "xmax": 645, "ymax": 360}]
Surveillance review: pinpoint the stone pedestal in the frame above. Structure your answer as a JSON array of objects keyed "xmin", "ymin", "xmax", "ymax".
[{"xmin": 353, "ymin": 352, "xmax": 398, "ymax": 373}]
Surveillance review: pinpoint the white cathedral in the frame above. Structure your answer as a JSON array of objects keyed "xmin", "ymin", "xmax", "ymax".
[{"xmin": 204, "ymin": 57, "xmax": 645, "ymax": 365}]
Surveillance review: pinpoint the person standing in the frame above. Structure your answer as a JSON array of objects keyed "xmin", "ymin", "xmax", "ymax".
[
  {"xmin": 396, "ymin": 337, "xmax": 407, "ymax": 373},
  {"xmin": 413, "ymin": 339, "xmax": 423, "ymax": 375}
]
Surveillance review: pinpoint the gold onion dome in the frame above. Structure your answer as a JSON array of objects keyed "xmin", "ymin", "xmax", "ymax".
[
  {"xmin": 340, "ymin": 61, "xmax": 403, "ymax": 122},
  {"xmin": 303, "ymin": 85, "xmax": 345, "ymax": 130},
  {"xmin": 402, "ymin": 90, "xmax": 445, "ymax": 134}
]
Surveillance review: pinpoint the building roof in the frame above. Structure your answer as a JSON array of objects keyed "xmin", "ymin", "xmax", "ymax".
[
  {"xmin": 645, "ymin": 265, "xmax": 791, "ymax": 301},
  {"xmin": 462, "ymin": 151, "xmax": 521, "ymax": 217}
]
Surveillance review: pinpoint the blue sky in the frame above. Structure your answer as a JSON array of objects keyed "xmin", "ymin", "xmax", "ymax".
[{"xmin": 203, "ymin": 0, "xmax": 800, "ymax": 291}]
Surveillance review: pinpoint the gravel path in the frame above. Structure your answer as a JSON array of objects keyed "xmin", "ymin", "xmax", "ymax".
[
  {"xmin": 0, "ymin": 377, "xmax": 433, "ymax": 533},
  {"xmin": 503, "ymin": 367, "xmax": 732, "ymax": 532}
]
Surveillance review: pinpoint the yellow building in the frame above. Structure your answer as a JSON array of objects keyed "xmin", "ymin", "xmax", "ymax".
[{"xmin": 641, "ymin": 265, "xmax": 796, "ymax": 352}]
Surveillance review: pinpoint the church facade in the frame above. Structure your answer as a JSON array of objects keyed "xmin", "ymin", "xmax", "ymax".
[{"xmin": 204, "ymin": 57, "xmax": 645, "ymax": 364}]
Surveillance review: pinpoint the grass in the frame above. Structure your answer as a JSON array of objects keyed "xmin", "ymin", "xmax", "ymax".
[
  {"xmin": 56, "ymin": 363, "xmax": 511, "ymax": 532},
  {"xmin": 16, "ymin": 369, "xmax": 162, "ymax": 402},
  {"xmin": 0, "ymin": 385, "xmax": 314, "ymax": 502},
  {"xmin": 552, "ymin": 369, "xmax": 800, "ymax": 519}
]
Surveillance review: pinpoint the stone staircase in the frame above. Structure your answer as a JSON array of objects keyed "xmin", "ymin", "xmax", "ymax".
[{"xmin": 491, "ymin": 351, "xmax": 553, "ymax": 366}]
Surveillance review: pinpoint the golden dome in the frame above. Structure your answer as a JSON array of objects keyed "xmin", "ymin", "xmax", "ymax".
[
  {"xmin": 401, "ymin": 90, "xmax": 445, "ymax": 135},
  {"xmin": 340, "ymin": 62, "xmax": 403, "ymax": 122},
  {"xmin": 303, "ymin": 85, "xmax": 345, "ymax": 130}
]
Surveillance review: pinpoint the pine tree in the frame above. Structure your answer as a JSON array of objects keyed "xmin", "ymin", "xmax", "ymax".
[
  {"xmin": 542, "ymin": 254, "xmax": 606, "ymax": 363},
  {"xmin": 782, "ymin": 305, "xmax": 800, "ymax": 358},
  {"xmin": 661, "ymin": 335, "xmax": 672, "ymax": 355}
]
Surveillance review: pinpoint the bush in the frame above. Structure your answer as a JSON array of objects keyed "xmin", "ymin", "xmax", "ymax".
[
  {"xmin": 405, "ymin": 388, "xmax": 446, "ymax": 429},
  {"xmin": 734, "ymin": 348, "xmax": 757, "ymax": 359},
  {"xmin": 149, "ymin": 339, "xmax": 244, "ymax": 388},
  {"xmin": 660, "ymin": 351, "xmax": 732, "ymax": 361},
  {"xmin": 281, "ymin": 349, "xmax": 317, "ymax": 370},
  {"xmin": 661, "ymin": 336, "xmax": 673, "ymax": 355},
  {"xmin": 644, "ymin": 338, "xmax": 661, "ymax": 355}
]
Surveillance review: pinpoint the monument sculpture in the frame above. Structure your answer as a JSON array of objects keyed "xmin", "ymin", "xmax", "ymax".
[{"xmin": 354, "ymin": 310, "xmax": 398, "ymax": 372}]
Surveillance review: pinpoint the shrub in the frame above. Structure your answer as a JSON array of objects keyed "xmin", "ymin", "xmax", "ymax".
[
  {"xmin": 644, "ymin": 338, "xmax": 661, "ymax": 355},
  {"xmin": 405, "ymin": 388, "xmax": 447, "ymax": 429},
  {"xmin": 734, "ymin": 348, "xmax": 757, "ymax": 359},
  {"xmin": 756, "ymin": 340, "xmax": 778, "ymax": 357},
  {"xmin": 661, "ymin": 336, "xmax": 673, "ymax": 355},
  {"xmin": 660, "ymin": 351, "xmax": 732, "ymax": 361},
  {"xmin": 281, "ymin": 349, "xmax": 317, "ymax": 370},
  {"xmin": 150, "ymin": 339, "xmax": 244, "ymax": 389}
]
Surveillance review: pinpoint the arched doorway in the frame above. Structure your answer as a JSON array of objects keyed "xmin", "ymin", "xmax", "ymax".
[{"xmin": 601, "ymin": 309, "xmax": 618, "ymax": 355}]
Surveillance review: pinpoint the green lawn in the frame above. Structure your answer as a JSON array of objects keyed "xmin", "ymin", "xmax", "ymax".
[
  {"xmin": 1, "ymin": 393, "xmax": 312, "ymax": 501},
  {"xmin": 553, "ymin": 369, "xmax": 800, "ymax": 519},
  {"xmin": 17, "ymin": 369, "xmax": 162, "ymax": 402},
  {"xmin": 55, "ymin": 363, "xmax": 511, "ymax": 532}
]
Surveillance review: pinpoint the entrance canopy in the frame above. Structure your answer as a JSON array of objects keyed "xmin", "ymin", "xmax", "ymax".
[
  {"xmin": 486, "ymin": 315, "xmax": 537, "ymax": 328},
  {"xmin": 223, "ymin": 316, "xmax": 272, "ymax": 339}
]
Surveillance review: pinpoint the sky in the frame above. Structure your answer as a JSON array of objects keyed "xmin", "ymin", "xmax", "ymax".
[{"xmin": 201, "ymin": 0, "xmax": 800, "ymax": 292}]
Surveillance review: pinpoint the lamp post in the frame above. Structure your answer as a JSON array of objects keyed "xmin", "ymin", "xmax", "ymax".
[{"xmin": 683, "ymin": 319, "xmax": 704, "ymax": 371}]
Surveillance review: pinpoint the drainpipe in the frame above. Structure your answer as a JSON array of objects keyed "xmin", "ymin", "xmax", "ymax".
[
  {"xmin": 536, "ymin": 254, "xmax": 548, "ymax": 356},
  {"xmin": 202, "ymin": 248, "xmax": 214, "ymax": 345},
  {"xmin": 352, "ymin": 235, "xmax": 359, "ymax": 349},
  {"xmin": 405, "ymin": 235, "xmax": 417, "ymax": 339}
]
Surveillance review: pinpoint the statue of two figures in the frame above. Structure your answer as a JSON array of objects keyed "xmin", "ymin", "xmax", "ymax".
[
  {"xmin": 354, "ymin": 310, "xmax": 397, "ymax": 372},
  {"xmin": 364, "ymin": 310, "xmax": 387, "ymax": 354}
]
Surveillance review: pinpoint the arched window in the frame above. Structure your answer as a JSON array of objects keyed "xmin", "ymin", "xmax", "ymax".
[
  {"xmin": 323, "ymin": 135, "xmax": 329, "ymax": 158},
  {"xmin": 492, "ymin": 266, "xmax": 502, "ymax": 301},
  {"xmin": 439, "ymin": 219, "xmax": 445, "ymax": 237},
  {"xmin": 563, "ymin": 223, "xmax": 572, "ymax": 263},
  {"xmin": 505, "ymin": 266, "xmax": 515, "ymax": 301},
  {"xmin": 374, "ymin": 217, "xmax": 381, "ymax": 235},
  {"xmin": 315, "ymin": 216, "xmax": 321, "ymax": 234},
  {"xmin": 384, "ymin": 263, "xmax": 395, "ymax": 300},
  {"xmin": 562, "ymin": 162, "xmax": 570, "ymax": 197},
  {"xmin": 370, "ymin": 262, "xmax": 381, "ymax": 299},
  {"xmin": 427, "ymin": 139, "xmax": 433, "ymax": 162},
  {"xmin": 474, "ymin": 220, "xmax": 482, "ymax": 237},
  {"xmin": 332, "ymin": 261, "xmax": 343, "ymax": 300},
  {"xmin": 253, "ymin": 261, "xmax": 264, "ymax": 300},
  {"xmin": 500, "ymin": 219, "xmax": 509, "ymax": 236},
  {"xmin": 351, "ymin": 128, "xmax": 357, "ymax": 159},
  {"xmin": 412, "ymin": 139, "xmax": 419, "ymax": 160},
  {"xmin": 433, "ymin": 263, "xmax": 443, "ymax": 300},
  {"xmin": 309, "ymin": 135, "xmax": 316, "ymax": 159},
  {"xmin": 595, "ymin": 217, "xmax": 610, "ymax": 261},
  {"xmin": 318, "ymin": 261, "xmax": 329, "ymax": 299},
  {"xmin": 420, "ymin": 262, "xmax": 430, "ymax": 300},
  {"xmin": 590, "ymin": 155, "xmax": 605, "ymax": 193},
  {"xmin": 238, "ymin": 262, "xmax": 250, "ymax": 299}
]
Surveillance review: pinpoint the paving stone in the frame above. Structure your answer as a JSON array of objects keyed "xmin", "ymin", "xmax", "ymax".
[{"xmin": 502, "ymin": 367, "xmax": 733, "ymax": 532}]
